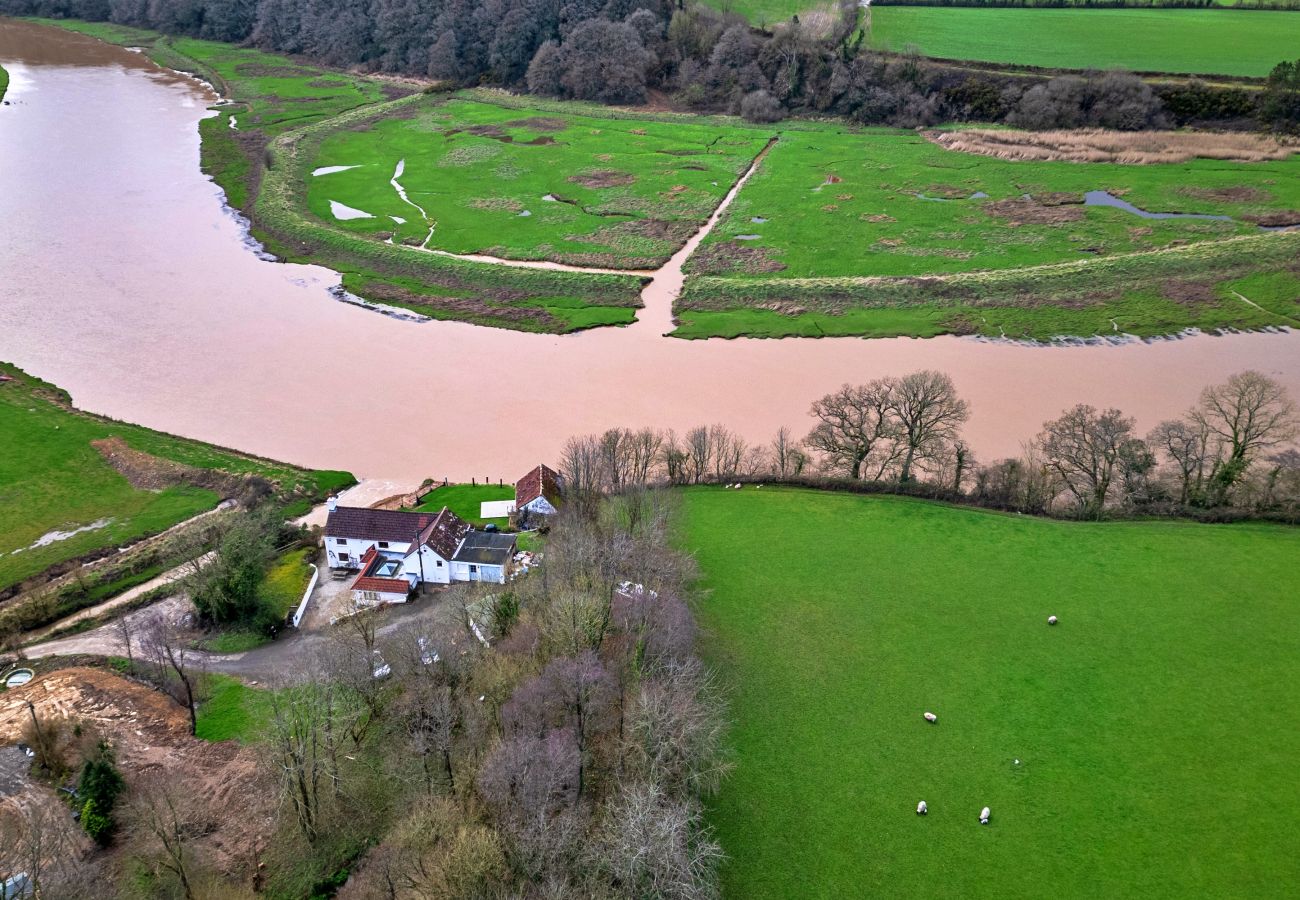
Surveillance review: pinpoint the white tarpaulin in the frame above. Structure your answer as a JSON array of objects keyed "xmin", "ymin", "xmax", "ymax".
[{"xmin": 480, "ymin": 500, "xmax": 516, "ymax": 519}]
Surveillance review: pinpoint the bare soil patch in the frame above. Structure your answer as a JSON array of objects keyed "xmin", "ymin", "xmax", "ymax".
[
  {"xmin": 1161, "ymin": 279, "xmax": 1219, "ymax": 307},
  {"xmin": 687, "ymin": 241, "xmax": 788, "ymax": 275},
  {"xmin": 568, "ymin": 170, "xmax": 637, "ymax": 189},
  {"xmin": 0, "ymin": 667, "xmax": 272, "ymax": 879},
  {"xmin": 983, "ymin": 198, "xmax": 1085, "ymax": 226},
  {"xmin": 91, "ymin": 436, "xmax": 246, "ymax": 495},
  {"xmin": 1243, "ymin": 210, "xmax": 1300, "ymax": 228},
  {"xmin": 504, "ymin": 116, "xmax": 568, "ymax": 132},
  {"xmin": 927, "ymin": 129, "xmax": 1300, "ymax": 164}
]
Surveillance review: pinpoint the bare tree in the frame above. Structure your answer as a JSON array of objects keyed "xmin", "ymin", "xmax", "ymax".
[
  {"xmin": 888, "ymin": 370, "xmax": 970, "ymax": 483},
  {"xmin": 1148, "ymin": 419, "xmax": 1212, "ymax": 505},
  {"xmin": 396, "ymin": 679, "xmax": 459, "ymax": 795},
  {"xmin": 128, "ymin": 773, "xmax": 206, "ymax": 900},
  {"xmin": 1038, "ymin": 405, "xmax": 1135, "ymax": 519},
  {"xmin": 627, "ymin": 428, "xmax": 665, "ymax": 486},
  {"xmin": 264, "ymin": 679, "xmax": 354, "ymax": 842},
  {"xmin": 114, "ymin": 613, "xmax": 135, "ymax": 668},
  {"xmin": 683, "ymin": 427, "xmax": 712, "ymax": 485},
  {"xmin": 594, "ymin": 782, "xmax": 723, "ymax": 900},
  {"xmin": 141, "ymin": 613, "xmax": 205, "ymax": 736},
  {"xmin": 560, "ymin": 434, "xmax": 604, "ymax": 516},
  {"xmin": 1191, "ymin": 371, "xmax": 1299, "ymax": 505},
  {"xmin": 769, "ymin": 426, "xmax": 802, "ymax": 478},
  {"xmin": 0, "ymin": 798, "xmax": 88, "ymax": 899},
  {"xmin": 805, "ymin": 380, "xmax": 898, "ymax": 480},
  {"xmin": 625, "ymin": 659, "xmax": 730, "ymax": 798}
]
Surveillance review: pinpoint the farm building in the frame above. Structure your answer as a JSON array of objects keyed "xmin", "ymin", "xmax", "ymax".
[
  {"xmin": 324, "ymin": 498, "xmax": 515, "ymax": 605},
  {"xmin": 515, "ymin": 464, "xmax": 563, "ymax": 519}
]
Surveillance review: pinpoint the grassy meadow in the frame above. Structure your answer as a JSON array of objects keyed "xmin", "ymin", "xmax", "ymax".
[
  {"xmin": 0, "ymin": 363, "xmax": 351, "ymax": 595},
  {"xmin": 308, "ymin": 96, "xmax": 771, "ymax": 267},
  {"xmin": 697, "ymin": 129, "xmax": 1300, "ymax": 279},
  {"xmin": 866, "ymin": 8, "xmax": 1300, "ymax": 77},
  {"xmin": 0, "ymin": 61, "xmax": 9, "ymax": 101},
  {"xmin": 680, "ymin": 486, "xmax": 1300, "ymax": 899}
]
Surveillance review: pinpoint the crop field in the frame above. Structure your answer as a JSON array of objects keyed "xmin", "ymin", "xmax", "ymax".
[
  {"xmin": 0, "ymin": 363, "xmax": 352, "ymax": 595},
  {"xmin": 307, "ymin": 96, "xmax": 771, "ymax": 268},
  {"xmin": 680, "ymin": 486, "xmax": 1300, "ymax": 899},
  {"xmin": 866, "ymin": 8, "xmax": 1300, "ymax": 77}
]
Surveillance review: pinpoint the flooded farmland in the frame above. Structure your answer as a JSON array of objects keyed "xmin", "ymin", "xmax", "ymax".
[{"xmin": 2, "ymin": 19, "xmax": 1298, "ymax": 484}]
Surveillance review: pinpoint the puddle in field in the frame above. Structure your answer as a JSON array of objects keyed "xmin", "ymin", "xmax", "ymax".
[
  {"xmin": 518, "ymin": 210, "xmax": 531, "ymax": 217},
  {"xmin": 6, "ymin": 518, "xmax": 114, "ymax": 555},
  {"xmin": 735, "ymin": 234, "xmax": 761, "ymax": 240},
  {"xmin": 915, "ymin": 191, "xmax": 990, "ymax": 202},
  {"xmin": 751, "ymin": 216, "xmax": 768, "ymax": 223},
  {"xmin": 390, "ymin": 215, "xmax": 406, "ymax": 224},
  {"xmin": 313, "ymin": 165, "xmax": 359, "ymax": 176},
  {"xmin": 1084, "ymin": 190, "xmax": 1232, "ymax": 222},
  {"xmin": 542, "ymin": 194, "xmax": 558, "ymax": 202},
  {"xmin": 329, "ymin": 200, "xmax": 375, "ymax": 220}
]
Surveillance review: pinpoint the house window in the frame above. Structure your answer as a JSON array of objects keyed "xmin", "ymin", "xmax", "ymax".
[
  {"xmin": 378, "ymin": 541, "xmax": 389, "ymax": 549},
  {"xmin": 338, "ymin": 553, "xmax": 350, "ymax": 563},
  {"xmin": 469, "ymin": 565, "xmax": 478, "ymax": 573},
  {"xmin": 335, "ymin": 538, "xmax": 346, "ymax": 545},
  {"xmin": 361, "ymin": 590, "xmax": 378, "ymax": 603},
  {"xmin": 436, "ymin": 560, "xmax": 443, "ymax": 567}
]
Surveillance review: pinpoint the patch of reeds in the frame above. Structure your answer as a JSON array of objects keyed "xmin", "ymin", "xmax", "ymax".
[{"xmin": 928, "ymin": 128, "xmax": 1300, "ymax": 165}]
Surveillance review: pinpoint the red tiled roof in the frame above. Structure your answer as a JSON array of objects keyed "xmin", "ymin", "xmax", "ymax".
[
  {"xmin": 351, "ymin": 546, "xmax": 413, "ymax": 595},
  {"xmin": 408, "ymin": 507, "xmax": 471, "ymax": 561},
  {"xmin": 515, "ymin": 464, "xmax": 562, "ymax": 508},
  {"xmin": 325, "ymin": 506, "xmax": 434, "ymax": 543}
]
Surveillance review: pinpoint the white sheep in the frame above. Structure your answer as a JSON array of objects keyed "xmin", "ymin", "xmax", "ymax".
[
  {"xmin": 923, "ymin": 712, "xmax": 937, "ymax": 723},
  {"xmin": 979, "ymin": 807, "xmax": 990, "ymax": 825},
  {"xmin": 1048, "ymin": 615, "xmax": 1058, "ymax": 625},
  {"xmin": 916, "ymin": 801, "xmax": 927, "ymax": 816}
]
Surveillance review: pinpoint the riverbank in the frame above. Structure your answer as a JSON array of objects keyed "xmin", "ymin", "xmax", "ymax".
[{"xmin": 0, "ymin": 362, "xmax": 352, "ymax": 599}]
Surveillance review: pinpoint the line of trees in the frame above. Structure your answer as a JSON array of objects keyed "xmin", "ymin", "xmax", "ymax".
[
  {"xmin": 12, "ymin": 0, "xmax": 1297, "ymax": 130},
  {"xmin": 557, "ymin": 369, "xmax": 1300, "ymax": 521}
]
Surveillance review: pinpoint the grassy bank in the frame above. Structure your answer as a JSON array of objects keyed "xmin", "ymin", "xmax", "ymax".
[
  {"xmin": 0, "ymin": 362, "xmax": 352, "ymax": 596},
  {"xmin": 0, "ymin": 61, "xmax": 8, "ymax": 102},
  {"xmin": 680, "ymin": 486, "xmax": 1300, "ymax": 898},
  {"xmin": 867, "ymin": 8, "xmax": 1300, "ymax": 77}
]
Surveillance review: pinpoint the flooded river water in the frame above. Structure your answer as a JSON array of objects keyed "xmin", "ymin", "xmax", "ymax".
[{"xmin": 2, "ymin": 20, "xmax": 1298, "ymax": 484}]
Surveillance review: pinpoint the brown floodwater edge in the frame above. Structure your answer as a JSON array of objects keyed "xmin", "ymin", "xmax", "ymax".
[{"xmin": 1, "ymin": 18, "xmax": 1298, "ymax": 486}]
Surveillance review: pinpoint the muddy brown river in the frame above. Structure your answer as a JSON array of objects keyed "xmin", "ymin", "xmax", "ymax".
[{"xmin": 2, "ymin": 20, "xmax": 1298, "ymax": 484}]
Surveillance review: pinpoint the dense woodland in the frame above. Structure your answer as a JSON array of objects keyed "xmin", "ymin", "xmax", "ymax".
[{"xmin": 3, "ymin": 0, "xmax": 1299, "ymax": 129}]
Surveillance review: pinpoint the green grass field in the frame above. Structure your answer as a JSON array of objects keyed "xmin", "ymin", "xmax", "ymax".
[
  {"xmin": 410, "ymin": 482, "xmax": 516, "ymax": 528},
  {"xmin": 0, "ymin": 62, "xmax": 9, "ymax": 102},
  {"xmin": 308, "ymin": 96, "xmax": 770, "ymax": 268},
  {"xmin": 867, "ymin": 8, "xmax": 1300, "ymax": 77},
  {"xmin": 678, "ymin": 126, "xmax": 1300, "ymax": 340},
  {"xmin": 0, "ymin": 363, "xmax": 352, "ymax": 595},
  {"xmin": 196, "ymin": 673, "xmax": 275, "ymax": 742},
  {"xmin": 681, "ymin": 486, "xmax": 1300, "ymax": 898}
]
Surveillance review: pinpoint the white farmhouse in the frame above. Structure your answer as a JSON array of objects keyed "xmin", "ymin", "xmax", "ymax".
[
  {"xmin": 514, "ymin": 464, "xmax": 563, "ymax": 521},
  {"xmin": 323, "ymin": 499, "xmax": 516, "ymax": 607}
]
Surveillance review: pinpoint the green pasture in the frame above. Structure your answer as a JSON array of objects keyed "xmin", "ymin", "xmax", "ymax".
[
  {"xmin": 410, "ymin": 482, "xmax": 516, "ymax": 528},
  {"xmin": 697, "ymin": 128, "xmax": 1300, "ymax": 279},
  {"xmin": 307, "ymin": 96, "xmax": 771, "ymax": 267},
  {"xmin": 866, "ymin": 8, "xmax": 1300, "ymax": 77},
  {"xmin": 0, "ymin": 62, "xmax": 9, "ymax": 102},
  {"xmin": 680, "ymin": 486, "xmax": 1300, "ymax": 899},
  {"xmin": 0, "ymin": 363, "xmax": 352, "ymax": 594}
]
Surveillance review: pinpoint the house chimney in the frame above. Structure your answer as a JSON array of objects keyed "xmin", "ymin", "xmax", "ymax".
[{"xmin": 327, "ymin": 495, "xmax": 337, "ymax": 512}]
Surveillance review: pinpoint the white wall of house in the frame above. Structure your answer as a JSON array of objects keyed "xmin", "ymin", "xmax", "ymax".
[
  {"xmin": 400, "ymin": 545, "xmax": 453, "ymax": 585},
  {"xmin": 521, "ymin": 496, "xmax": 557, "ymax": 516},
  {"xmin": 451, "ymin": 561, "xmax": 506, "ymax": 584},
  {"xmin": 326, "ymin": 536, "xmax": 411, "ymax": 569}
]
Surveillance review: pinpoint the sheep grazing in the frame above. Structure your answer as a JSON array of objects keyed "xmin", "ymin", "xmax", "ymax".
[
  {"xmin": 923, "ymin": 712, "xmax": 938, "ymax": 723},
  {"xmin": 979, "ymin": 807, "xmax": 990, "ymax": 825},
  {"xmin": 1048, "ymin": 615, "xmax": 1058, "ymax": 625},
  {"xmin": 917, "ymin": 801, "xmax": 928, "ymax": 816}
]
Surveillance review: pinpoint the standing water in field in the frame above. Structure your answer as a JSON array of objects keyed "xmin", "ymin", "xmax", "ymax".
[
  {"xmin": 1, "ymin": 19, "xmax": 1298, "ymax": 484},
  {"xmin": 1084, "ymin": 190, "xmax": 1232, "ymax": 222}
]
